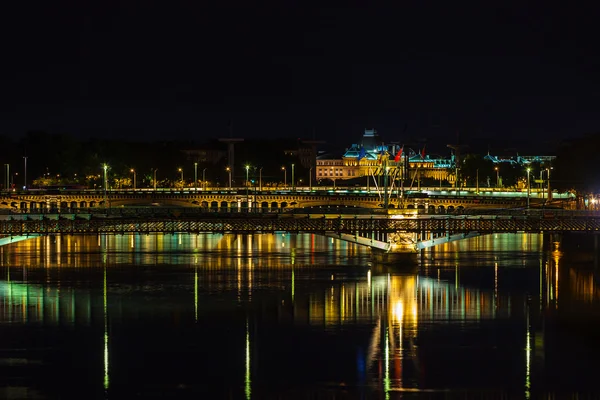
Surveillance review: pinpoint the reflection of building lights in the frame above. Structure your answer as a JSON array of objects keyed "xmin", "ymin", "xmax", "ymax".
[
  {"xmin": 394, "ymin": 300, "xmax": 404, "ymax": 320},
  {"xmin": 525, "ymin": 309, "xmax": 531, "ymax": 399},
  {"xmin": 103, "ymin": 267, "xmax": 109, "ymax": 390},
  {"xmin": 245, "ymin": 321, "xmax": 251, "ymax": 400}
]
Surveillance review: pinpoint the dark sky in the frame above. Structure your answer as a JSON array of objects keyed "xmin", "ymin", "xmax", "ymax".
[{"xmin": 1, "ymin": 2, "xmax": 599, "ymax": 151}]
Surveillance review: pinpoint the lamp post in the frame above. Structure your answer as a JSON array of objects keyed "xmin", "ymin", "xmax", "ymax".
[
  {"xmin": 245, "ymin": 165, "xmax": 250, "ymax": 211},
  {"xmin": 130, "ymin": 169, "xmax": 136, "ymax": 190},
  {"xmin": 494, "ymin": 167, "xmax": 499, "ymax": 188},
  {"xmin": 526, "ymin": 168, "xmax": 531, "ymax": 208},
  {"xmin": 202, "ymin": 168, "xmax": 207, "ymax": 190},
  {"xmin": 102, "ymin": 164, "xmax": 108, "ymax": 207},
  {"xmin": 281, "ymin": 166, "xmax": 287, "ymax": 188},
  {"xmin": 194, "ymin": 162, "xmax": 198, "ymax": 191},
  {"xmin": 226, "ymin": 167, "xmax": 232, "ymax": 189},
  {"xmin": 259, "ymin": 167, "xmax": 263, "ymax": 191},
  {"xmin": 153, "ymin": 168, "xmax": 158, "ymax": 191},
  {"xmin": 178, "ymin": 168, "xmax": 184, "ymax": 187},
  {"xmin": 23, "ymin": 156, "xmax": 27, "ymax": 190},
  {"xmin": 309, "ymin": 167, "xmax": 313, "ymax": 191},
  {"xmin": 546, "ymin": 167, "xmax": 552, "ymax": 201},
  {"xmin": 291, "ymin": 164, "xmax": 295, "ymax": 191}
]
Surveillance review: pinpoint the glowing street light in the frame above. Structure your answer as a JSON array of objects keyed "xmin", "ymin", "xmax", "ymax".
[
  {"xmin": 194, "ymin": 162, "xmax": 198, "ymax": 191},
  {"xmin": 245, "ymin": 165, "xmax": 250, "ymax": 211},
  {"xmin": 130, "ymin": 169, "xmax": 136, "ymax": 190},
  {"xmin": 153, "ymin": 168, "xmax": 158, "ymax": 191},
  {"xmin": 102, "ymin": 164, "xmax": 109, "ymax": 207},
  {"xmin": 281, "ymin": 166, "xmax": 287, "ymax": 187},
  {"xmin": 178, "ymin": 168, "xmax": 184, "ymax": 185},
  {"xmin": 494, "ymin": 166, "xmax": 499, "ymax": 188},
  {"xmin": 226, "ymin": 166, "xmax": 232, "ymax": 189}
]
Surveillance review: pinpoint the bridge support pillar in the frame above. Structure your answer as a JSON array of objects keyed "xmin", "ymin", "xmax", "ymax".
[{"xmin": 371, "ymin": 249, "xmax": 418, "ymax": 268}]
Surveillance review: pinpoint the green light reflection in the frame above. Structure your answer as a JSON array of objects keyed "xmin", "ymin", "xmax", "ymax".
[
  {"xmin": 245, "ymin": 320, "xmax": 251, "ymax": 400},
  {"xmin": 103, "ymin": 266, "xmax": 109, "ymax": 390}
]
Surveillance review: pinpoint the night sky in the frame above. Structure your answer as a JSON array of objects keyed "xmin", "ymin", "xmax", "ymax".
[{"xmin": 1, "ymin": 2, "xmax": 599, "ymax": 151}]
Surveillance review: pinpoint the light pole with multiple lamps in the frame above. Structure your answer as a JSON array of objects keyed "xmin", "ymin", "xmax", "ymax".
[{"xmin": 130, "ymin": 169, "xmax": 136, "ymax": 190}]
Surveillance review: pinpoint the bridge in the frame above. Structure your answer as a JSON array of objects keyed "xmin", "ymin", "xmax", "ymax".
[
  {"xmin": 0, "ymin": 187, "xmax": 571, "ymax": 213},
  {"xmin": 1, "ymin": 208, "xmax": 598, "ymax": 253}
]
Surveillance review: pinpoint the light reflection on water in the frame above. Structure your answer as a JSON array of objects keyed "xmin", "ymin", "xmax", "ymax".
[{"xmin": 0, "ymin": 232, "xmax": 598, "ymax": 398}]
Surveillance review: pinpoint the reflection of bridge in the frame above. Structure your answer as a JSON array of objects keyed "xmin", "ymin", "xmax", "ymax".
[
  {"xmin": 0, "ymin": 188, "xmax": 554, "ymax": 212},
  {"xmin": 0, "ymin": 209, "xmax": 599, "ymax": 252}
]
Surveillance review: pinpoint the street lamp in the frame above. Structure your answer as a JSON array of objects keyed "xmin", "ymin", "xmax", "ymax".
[
  {"xmin": 245, "ymin": 165, "xmax": 250, "ymax": 211},
  {"xmin": 546, "ymin": 167, "xmax": 552, "ymax": 201},
  {"xmin": 226, "ymin": 166, "xmax": 232, "ymax": 189},
  {"xmin": 130, "ymin": 169, "xmax": 136, "ymax": 190},
  {"xmin": 281, "ymin": 166, "xmax": 287, "ymax": 187},
  {"xmin": 102, "ymin": 164, "xmax": 108, "ymax": 207},
  {"xmin": 259, "ymin": 167, "xmax": 263, "ymax": 191},
  {"xmin": 23, "ymin": 156, "xmax": 27, "ymax": 190},
  {"xmin": 178, "ymin": 168, "xmax": 184, "ymax": 186},
  {"xmin": 526, "ymin": 168, "xmax": 531, "ymax": 208},
  {"xmin": 202, "ymin": 168, "xmax": 207, "ymax": 190},
  {"xmin": 291, "ymin": 163, "xmax": 295, "ymax": 191},
  {"xmin": 153, "ymin": 168, "xmax": 158, "ymax": 191},
  {"xmin": 194, "ymin": 162, "xmax": 198, "ymax": 191},
  {"xmin": 309, "ymin": 167, "xmax": 313, "ymax": 191},
  {"xmin": 494, "ymin": 166, "xmax": 499, "ymax": 188}
]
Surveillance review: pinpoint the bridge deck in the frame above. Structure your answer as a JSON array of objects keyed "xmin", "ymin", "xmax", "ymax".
[{"xmin": 1, "ymin": 210, "xmax": 599, "ymax": 235}]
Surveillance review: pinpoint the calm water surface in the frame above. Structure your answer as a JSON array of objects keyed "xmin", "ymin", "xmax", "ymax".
[{"xmin": 0, "ymin": 232, "xmax": 599, "ymax": 399}]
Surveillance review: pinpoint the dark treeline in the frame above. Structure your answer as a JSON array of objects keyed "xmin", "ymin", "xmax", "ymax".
[
  {"xmin": 0, "ymin": 131, "xmax": 597, "ymax": 194},
  {"xmin": 0, "ymin": 132, "xmax": 307, "ymax": 189},
  {"xmin": 552, "ymin": 133, "xmax": 600, "ymax": 194}
]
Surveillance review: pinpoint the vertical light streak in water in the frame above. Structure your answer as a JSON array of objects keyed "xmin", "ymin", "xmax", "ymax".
[
  {"xmin": 384, "ymin": 327, "xmax": 390, "ymax": 400},
  {"xmin": 248, "ymin": 236, "xmax": 253, "ymax": 302},
  {"xmin": 525, "ymin": 304, "xmax": 531, "ymax": 399},
  {"xmin": 554, "ymin": 252, "xmax": 559, "ymax": 308},
  {"xmin": 291, "ymin": 249, "xmax": 295, "ymax": 303},
  {"xmin": 368, "ymin": 270, "xmax": 373, "ymax": 318},
  {"xmin": 455, "ymin": 263, "xmax": 458, "ymax": 290},
  {"xmin": 539, "ymin": 259, "xmax": 543, "ymax": 311},
  {"xmin": 494, "ymin": 262, "xmax": 498, "ymax": 317},
  {"xmin": 103, "ymin": 266, "xmax": 109, "ymax": 390},
  {"xmin": 245, "ymin": 320, "xmax": 251, "ymax": 400}
]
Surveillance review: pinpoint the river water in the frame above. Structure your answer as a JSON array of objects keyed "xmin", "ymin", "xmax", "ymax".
[{"xmin": 0, "ymin": 232, "xmax": 599, "ymax": 399}]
